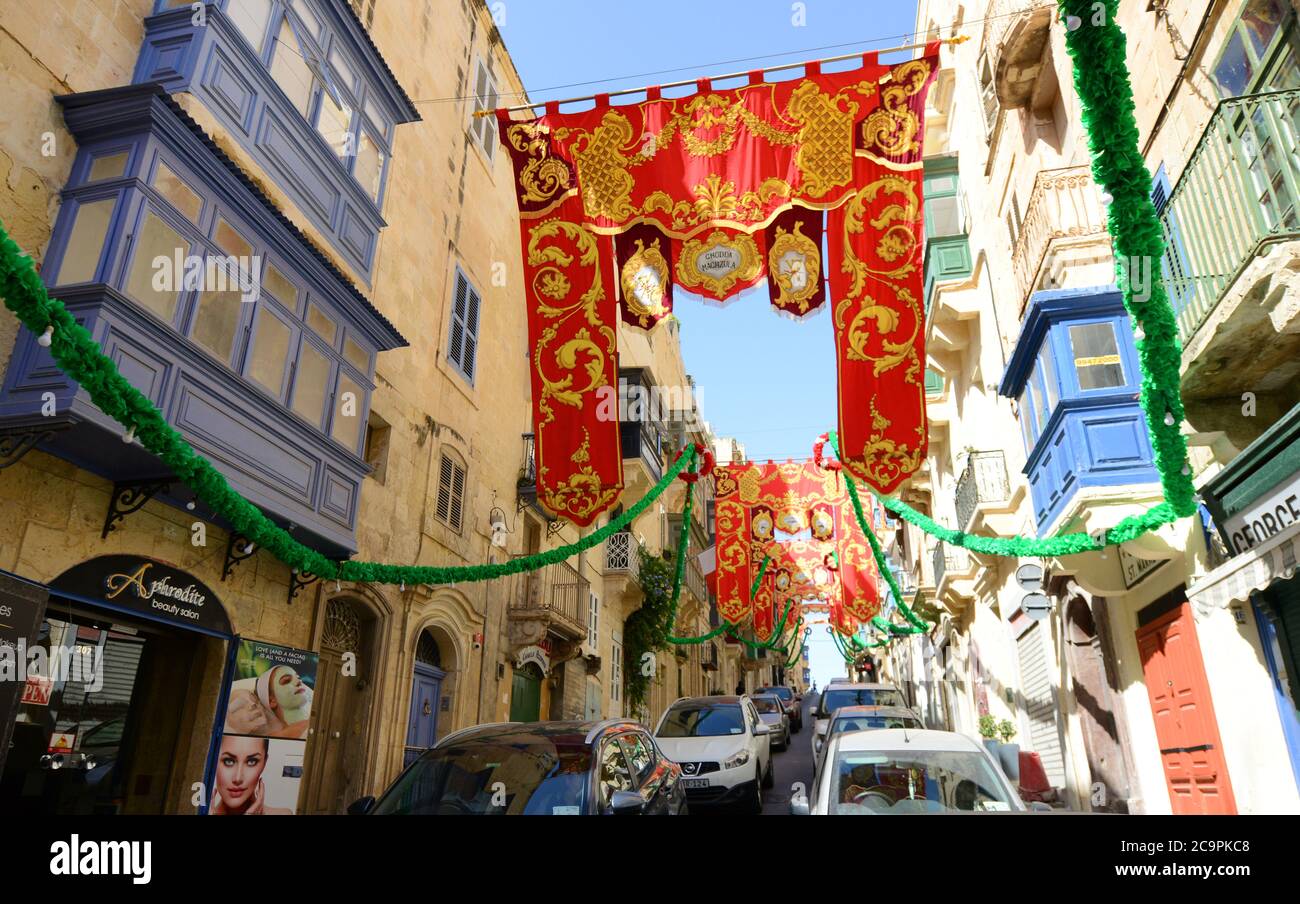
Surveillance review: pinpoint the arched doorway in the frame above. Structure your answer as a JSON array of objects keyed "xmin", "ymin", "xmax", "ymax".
[
  {"xmin": 509, "ymin": 663, "xmax": 543, "ymax": 722},
  {"xmin": 403, "ymin": 629, "xmax": 448, "ymax": 767},
  {"xmin": 1064, "ymin": 595, "xmax": 1132, "ymax": 812},
  {"xmin": 301, "ymin": 597, "xmax": 379, "ymax": 814}
]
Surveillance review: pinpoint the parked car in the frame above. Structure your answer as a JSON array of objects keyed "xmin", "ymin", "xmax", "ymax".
[
  {"xmin": 653, "ymin": 695, "xmax": 773, "ymax": 814},
  {"xmin": 350, "ymin": 720, "xmax": 687, "ymax": 815},
  {"xmin": 791, "ymin": 729, "xmax": 1030, "ymax": 815},
  {"xmin": 754, "ymin": 684, "xmax": 802, "ymax": 731},
  {"xmin": 811, "ymin": 683, "xmax": 908, "ymax": 759},
  {"xmin": 812, "ymin": 704, "xmax": 925, "ymax": 773},
  {"xmin": 751, "ymin": 694, "xmax": 791, "ymax": 750}
]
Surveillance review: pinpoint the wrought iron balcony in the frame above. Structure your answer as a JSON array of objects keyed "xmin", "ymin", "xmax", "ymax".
[
  {"xmin": 1158, "ymin": 88, "xmax": 1300, "ymax": 346},
  {"xmin": 685, "ymin": 557, "xmax": 708, "ymax": 603},
  {"xmin": 507, "ymin": 559, "xmax": 589, "ymax": 641},
  {"xmin": 1011, "ymin": 165, "xmax": 1111, "ymax": 310},
  {"xmin": 955, "ymin": 451, "xmax": 1011, "ymax": 532},
  {"xmin": 604, "ymin": 531, "xmax": 643, "ymax": 579},
  {"xmin": 932, "ymin": 541, "xmax": 971, "ymax": 591}
]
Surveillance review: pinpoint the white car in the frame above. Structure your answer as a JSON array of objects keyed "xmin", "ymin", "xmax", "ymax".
[
  {"xmin": 654, "ymin": 695, "xmax": 773, "ymax": 814},
  {"xmin": 812, "ymin": 704, "xmax": 925, "ymax": 778},
  {"xmin": 751, "ymin": 694, "xmax": 791, "ymax": 750},
  {"xmin": 811, "ymin": 683, "xmax": 908, "ymax": 759},
  {"xmin": 791, "ymin": 729, "xmax": 1029, "ymax": 815}
]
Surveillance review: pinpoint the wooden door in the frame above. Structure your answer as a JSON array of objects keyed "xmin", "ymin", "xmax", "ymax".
[
  {"xmin": 1136, "ymin": 603, "xmax": 1237, "ymax": 815},
  {"xmin": 301, "ymin": 599, "xmax": 370, "ymax": 814},
  {"xmin": 510, "ymin": 664, "xmax": 542, "ymax": 722},
  {"xmin": 403, "ymin": 664, "xmax": 443, "ymax": 768}
]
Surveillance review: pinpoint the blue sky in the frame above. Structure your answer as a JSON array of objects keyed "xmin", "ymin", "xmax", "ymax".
[{"xmin": 499, "ymin": 0, "xmax": 920, "ymax": 685}]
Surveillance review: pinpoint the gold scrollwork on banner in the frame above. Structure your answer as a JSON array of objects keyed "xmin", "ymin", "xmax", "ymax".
[
  {"xmin": 768, "ymin": 221, "xmax": 822, "ymax": 312},
  {"xmin": 508, "ymin": 122, "xmax": 574, "ymax": 207},
  {"xmin": 787, "ymin": 81, "xmax": 858, "ymax": 198},
  {"xmin": 839, "ymin": 177, "xmax": 920, "ymax": 298},
  {"xmin": 675, "ymin": 229, "xmax": 762, "ymax": 298},
  {"xmin": 526, "ymin": 219, "xmax": 616, "ymax": 427},
  {"xmin": 860, "ymin": 58, "xmax": 931, "ymax": 159},
  {"xmin": 620, "ymin": 237, "xmax": 670, "ymax": 327},
  {"xmin": 573, "ymin": 111, "xmax": 638, "ymax": 221}
]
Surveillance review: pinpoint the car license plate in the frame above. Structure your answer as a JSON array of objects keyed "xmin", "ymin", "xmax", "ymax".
[{"xmin": 682, "ymin": 779, "xmax": 711, "ymax": 789}]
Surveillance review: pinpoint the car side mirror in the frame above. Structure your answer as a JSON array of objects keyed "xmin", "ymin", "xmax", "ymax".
[
  {"xmin": 754, "ymin": 722, "xmax": 771, "ymax": 736},
  {"xmin": 347, "ymin": 796, "xmax": 376, "ymax": 816},
  {"xmin": 608, "ymin": 790, "xmax": 645, "ymax": 815},
  {"xmin": 790, "ymin": 786, "xmax": 810, "ymax": 816},
  {"xmin": 1029, "ymin": 801, "xmax": 1054, "ymax": 813}
]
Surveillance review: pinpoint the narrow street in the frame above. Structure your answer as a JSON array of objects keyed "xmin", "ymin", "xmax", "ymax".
[{"xmin": 761, "ymin": 696, "xmax": 817, "ymax": 816}]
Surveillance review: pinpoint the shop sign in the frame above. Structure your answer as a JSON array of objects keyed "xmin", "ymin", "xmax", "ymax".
[
  {"xmin": 515, "ymin": 645, "xmax": 550, "ymax": 675},
  {"xmin": 21, "ymin": 675, "xmax": 52, "ymax": 706},
  {"xmin": 0, "ymin": 573, "xmax": 50, "ymax": 775},
  {"xmin": 50, "ymin": 556, "xmax": 230, "ymax": 635},
  {"xmin": 1223, "ymin": 480, "xmax": 1300, "ymax": 555}
]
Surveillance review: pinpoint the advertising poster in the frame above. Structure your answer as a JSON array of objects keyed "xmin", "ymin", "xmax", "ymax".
[{"xmin": 210, "ymin": 640, "xmax": 318, "ymax": 816}]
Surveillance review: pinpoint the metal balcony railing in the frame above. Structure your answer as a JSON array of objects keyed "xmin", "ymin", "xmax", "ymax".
[
  {"xmin": 1011, "ymin": 165, "xmax": 1110, "ymax": 308},
  {"xmin": 508, "ymin": 559, "xmax": 589, "ymax": 637},
  {"xmin": 1158, "ymin": 88, "xmax": 1300, "ymax": 345},
  {"xmin": 604, "ymin": 531, "xmax": 642, "ymax": 579},
  {"xmin": 955, "ymin": 451, "xmax": 1011, "ymax": 532},
  {"xmin": 685, "ymin": 558, "xmax": 707, "ymax": 602},
  {"xmin": 932, "ymin": 541, "xmax": 971, "ymax": 589},
  {"xmin": 519, "ymin": 432, "xmax": 537, "ymax": 485}
]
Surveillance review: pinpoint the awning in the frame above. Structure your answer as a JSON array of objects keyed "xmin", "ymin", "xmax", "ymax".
[{"xmin": 1187, "ymin": 519, "xmax": 1300, "ymax": 616}]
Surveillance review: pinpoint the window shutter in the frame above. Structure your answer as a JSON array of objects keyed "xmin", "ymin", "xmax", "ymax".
[
  {"xmin": 436, "ymin": 453, "xmax": 454, "ymax": 524},
  {"xmin": 449, "ymin": 271, "xmax": 468, "ymax": 369},
  {"xmin": 462, "ymin": 282, "xmax": 480, "ymax": 381},
  {"xmin": 449, "ymin": 459, "xmax": 466, "ymax": 531}
]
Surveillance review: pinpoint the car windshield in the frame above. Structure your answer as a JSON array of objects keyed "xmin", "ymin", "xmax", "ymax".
[
  {"xmin": 830, "ymin": 715, "xmax": 921, "ymax": 735},
  {"xmin": 657, "ymin": 703, "xmax": 746, "ymax": 738},
  {"xmin": 829, "ymin": 750, "xmax": 1014, "ymax": 814},
  {"xmin": 820, "ymin": 688, "xmax": 904, "ymax": 713},
  {"xmin": 757, "ymin": 686, "xmax": 793, "ymax": 702},
  {"xmin": 752, "ymin": 697, "xmax": 782, "ymax": 714},
  {"xmin": 371, "ymin": 740, "xmax": 590, "ymax": 815}
]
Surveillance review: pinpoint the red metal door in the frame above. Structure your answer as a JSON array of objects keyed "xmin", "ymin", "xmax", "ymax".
[{"xmin": 1136, "ymin": 602, "xmax": 1237, "ymax": 815}]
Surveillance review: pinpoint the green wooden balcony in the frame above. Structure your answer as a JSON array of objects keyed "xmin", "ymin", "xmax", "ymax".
[
  {"xmin": 924, "ymin": 233, "xmax": 973, "ymax": 320},
  {"xmin": 1159, "ymin": 88, "xmax": 1300, "ymax": 345}
]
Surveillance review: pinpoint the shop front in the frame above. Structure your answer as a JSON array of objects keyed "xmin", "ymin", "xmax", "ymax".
[
  {"xmin": 1195, "ymin": 402, "xmax": 1300, "ymax": 795},
  {"xmin": 0, "ymin": 555, "xmax": 232, "ymax": 815}
]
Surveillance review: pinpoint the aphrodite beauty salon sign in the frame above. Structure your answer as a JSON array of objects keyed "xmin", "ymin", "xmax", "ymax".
[{"xmin": 49, "ymin": 556, "xmax": 230, "ymax": 635}]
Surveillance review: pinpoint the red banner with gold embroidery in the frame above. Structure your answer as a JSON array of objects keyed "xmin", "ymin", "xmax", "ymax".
[
  {"xmin": 712, "ymin": 460, "xmax": 882, "ymax": 635},
  {"xmin": 500, "ymin": 49, "xmax": 938, "ymax": 524}
]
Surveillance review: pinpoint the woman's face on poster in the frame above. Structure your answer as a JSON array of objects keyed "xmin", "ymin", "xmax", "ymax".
[
  {"xmin": 217, "ymin": 736, "xmax": 267, "ymax": 809},
  {"xmin": 272, "ymin": 666, "xmax": 308, "ymax": 711}
]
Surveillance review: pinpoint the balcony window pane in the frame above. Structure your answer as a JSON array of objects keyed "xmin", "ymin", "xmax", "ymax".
[
  {"xmin": 248, "ymin": 309, "xmax": 291, "ymax": 396},
  {"xmin": 269, "ymin": 19, "xmax": 315, "ymax": 118},
  {"xmin": 291, "ymin": 0, "xmax": 322, "ymax": 37},
  {"xmin": 1242, "ymin": 0, "xmax": 1287, "ymax": 59},
  {"xmin": 1214, "ymin": 33, "xmax": 1255, "ymax": 97},
  {"xmin": 316, "ymin": 90, "xmax": 353, "ymax": 159},
  {"xmin": 152, "ymin": 162, "xmax": 202, "ymax": 223},
  {"xmin": 1020, "ymin": 377, "xmax": 1039, "ymax": 450},
  {"xmin": 125, "ymin": 211, "xmax": 186, "ymax": 323},
  {"xmin": 88, "ymin": 152, "xmax": 128, "ymax": 182},
  {"xmin": 191, "ymin": 287, "xmax": 243, "ymax": 363},
  {"xmin": 926, "ymin": 195, "xmax": 964, "ymax": 238},
  {"xmin": 355, "ymin": 129, "xmax": 385, "ymax": 202},
  {"xmin": 328, "ymin": 45, "xmax": 358, "ymax": 94},
  {"xmin": 291, "ymin": 340, "xmax": 331, "ymax": 426},
  {"xmin": 1069, "ymin": 322, "xmax": 1126, "ymax": 390},
  {"xmin": 213, "ymin": 217, "xmax": 253, "ymax": 260},
  {"xmin": 306, "ymin": 303, "xmax": 336, "ymax": 343},
  {"xmin": 227, "ymin": 0, "xmax": 273, "ymax": 55},
  {"xmin": 1037, "ymin": 345, "xmax": 1059, "ymax": 412},
  {"xmin": 55, "ymin": 198, "xmax": 115, "ymax": 285},
  {"xmin": 343, "ymin": 335, "xmax": 368, "ymax": 372},
  {"xmin": 331, "ymin": 372, "xmax": 364, "ymax": 450},
  {"xmin": 263, "ymin": 262, "xmax": 297, "ymax": 306}
]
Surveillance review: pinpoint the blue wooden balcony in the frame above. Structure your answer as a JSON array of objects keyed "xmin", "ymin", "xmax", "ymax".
[{"xmin": 999, "ymin": 287, "xmax": 1160, "ymax": 534}]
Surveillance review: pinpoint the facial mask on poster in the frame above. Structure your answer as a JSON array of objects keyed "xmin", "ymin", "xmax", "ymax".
[{"xmin": 210, "ymin": 640, "xmax": 319, "ymax": 816}]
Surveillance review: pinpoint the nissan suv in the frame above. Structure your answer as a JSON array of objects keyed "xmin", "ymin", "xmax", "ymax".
[{"xmin": 654, "ymin": 696, "xmax": 773, "ymax": 814}]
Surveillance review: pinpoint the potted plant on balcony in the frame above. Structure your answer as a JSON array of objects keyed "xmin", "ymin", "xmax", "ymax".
[
  {"xmin": 978, "ymin": 714, "xmax": 1000, "ymax": 758},
  {"xmin": 996, "ymin": 719, "xmax": 1021, "ymax": 782}
]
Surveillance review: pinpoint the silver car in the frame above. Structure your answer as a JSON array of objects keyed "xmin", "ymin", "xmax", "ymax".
[{"xmin": 750, "ymin": 694, "xmax": 790, "ymax": 751}]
